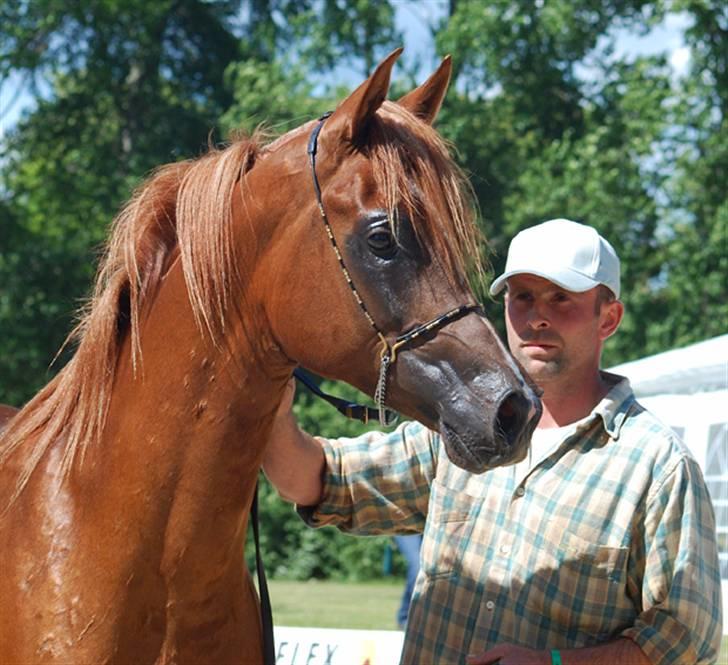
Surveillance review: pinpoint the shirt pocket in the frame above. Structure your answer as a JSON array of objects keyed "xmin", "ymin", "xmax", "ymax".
[
  {"xmin": 422, "ymin": 478, "xmax": 478, "ymax": 579},
  {"xmin": 521, "ymin": 530, "xmax": 632, "ymax": 639}
]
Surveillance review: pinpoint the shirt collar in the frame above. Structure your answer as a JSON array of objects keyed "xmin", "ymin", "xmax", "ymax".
[{"xmin": 590, "ymin": 371, "xmax": 635, "ymax": 440}]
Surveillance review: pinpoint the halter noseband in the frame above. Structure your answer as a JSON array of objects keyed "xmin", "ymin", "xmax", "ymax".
[{"xmin": 307, "ymin": 112, "xmax": 480, "ymax": 425}]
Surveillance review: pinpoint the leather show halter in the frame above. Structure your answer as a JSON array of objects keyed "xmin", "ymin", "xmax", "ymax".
[{"xmin": 304, "ymin": 112, "xmax": 480, "ymax": 426}]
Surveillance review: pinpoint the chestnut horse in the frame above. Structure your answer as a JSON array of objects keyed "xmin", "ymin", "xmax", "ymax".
[{"xmin": 0, "ymin": 51, "xmax": 540, "ymax": 664}]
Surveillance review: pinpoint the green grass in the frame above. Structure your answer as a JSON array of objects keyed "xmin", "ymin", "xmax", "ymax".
[
  {"xmin": 269, "ymin": 579, "xmax": 403, "ymax": 630},
  {"xmin": 270, "ymin": 580, "xmax": 728, "ymax": 662}
]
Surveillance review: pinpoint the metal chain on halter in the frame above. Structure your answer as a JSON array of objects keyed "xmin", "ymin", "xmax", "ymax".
[{"xmin": 374, "ymin": 351, "xmax": 394, "ymax": 426}]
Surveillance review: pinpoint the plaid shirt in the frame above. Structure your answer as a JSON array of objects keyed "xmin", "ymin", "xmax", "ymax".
[{"xmin": 299, "ymin": 374, "xmax": 722, "ymax": 664}]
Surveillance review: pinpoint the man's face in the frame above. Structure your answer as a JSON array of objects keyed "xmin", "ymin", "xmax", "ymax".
[{"xmin": 504, "ymin": 274, "xmax": 620, "ymax": 386}]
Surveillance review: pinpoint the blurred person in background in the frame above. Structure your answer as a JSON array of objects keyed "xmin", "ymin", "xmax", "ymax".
[{"xmin": 393, "ymin": 534, "xmax": 422, "ymax": 630}]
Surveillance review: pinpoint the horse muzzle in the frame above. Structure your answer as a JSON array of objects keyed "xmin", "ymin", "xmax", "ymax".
[{"xmin": 439, "ymin": 387, "xmax": 542, "ymax": 474}]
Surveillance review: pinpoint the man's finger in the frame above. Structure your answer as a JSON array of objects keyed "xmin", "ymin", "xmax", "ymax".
[{"xmin": 466, "ymin": 648, "xmax": 502, "ymax": 665}]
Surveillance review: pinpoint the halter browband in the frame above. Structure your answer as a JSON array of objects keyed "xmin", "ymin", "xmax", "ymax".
[{"xmin": 306, "ymin": 112, "xmax": 480, "ymax": 425}]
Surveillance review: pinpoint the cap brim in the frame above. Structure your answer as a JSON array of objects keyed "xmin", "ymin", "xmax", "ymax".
[{"xmin": 489, "ymin": 269, "xmax": 599, "ymax": 296}]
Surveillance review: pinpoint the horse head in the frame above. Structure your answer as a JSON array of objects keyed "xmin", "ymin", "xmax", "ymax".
[{"xmin": 251, "ymin": 50, "xmax": 541, "ymax": 472}]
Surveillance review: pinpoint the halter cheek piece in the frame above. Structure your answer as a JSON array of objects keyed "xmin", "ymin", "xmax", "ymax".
[{"xmin": 303, "ymin": 112, "xmax": 480, "ymax": 425}]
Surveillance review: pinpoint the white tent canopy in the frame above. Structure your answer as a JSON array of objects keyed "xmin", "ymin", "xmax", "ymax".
[
  {"xmin": 609, "ymin": 334, "xmax": 728, "ymax": 634},
  {"xmin": 610, "ymin": 334, "xmax": 728, "ymax": 397}
]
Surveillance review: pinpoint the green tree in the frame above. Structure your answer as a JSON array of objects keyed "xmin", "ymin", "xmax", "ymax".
[
  {"xmin": 493, "ymin": 55, "xmax": 674, "ymax": 365},
  {"xmin": 648, "ymin": 0, "xmax": 727, "ymax": 353},
  {"xmin": 0, "ymin": 0, "xmax": 241, "ymax": 404},
  {"xmin": 290, "ymin": 0, "xmax": 402, "ymax": 77}
]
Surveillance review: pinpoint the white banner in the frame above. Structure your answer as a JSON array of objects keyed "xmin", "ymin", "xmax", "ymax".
[{"xmin": 274, "ymin": 626, "xmax": 404, "ymax": 665}]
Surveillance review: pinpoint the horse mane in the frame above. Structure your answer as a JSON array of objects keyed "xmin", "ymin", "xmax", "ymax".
[
  {"xmin": 0, "ymin": 133, "xmax": 263, "ymax": 502},
  {"xmin": 0, "ymin": 103, "xmax": 484, "ymax": 503}
]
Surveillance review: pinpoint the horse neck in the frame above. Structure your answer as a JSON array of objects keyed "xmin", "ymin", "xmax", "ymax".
[{"xmin": 84, "ymin": 257, "xmax": 290, "ymax": 584}]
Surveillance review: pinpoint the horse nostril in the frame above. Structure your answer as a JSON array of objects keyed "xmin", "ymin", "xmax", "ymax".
[{"xmin": 495, "ymin": 391, "xmax": 530, "ymax": 447}]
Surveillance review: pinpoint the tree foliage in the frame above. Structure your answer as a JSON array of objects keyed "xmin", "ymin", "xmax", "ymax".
[
  {"xmin": 1, "ymin": 0, "xmax": 725, "ymax": 579},
  {"xmin": 0, "ymin": 0, "xmax": 241, "ymax": 404},
  {"xmin": 652, "ymin": 0, "xmax": 728, "ymax": 351}
]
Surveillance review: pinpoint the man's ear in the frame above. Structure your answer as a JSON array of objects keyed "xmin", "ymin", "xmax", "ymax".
[{"xmin": 599, "ymin": 300, "xmax": 624, "ymax": 341}]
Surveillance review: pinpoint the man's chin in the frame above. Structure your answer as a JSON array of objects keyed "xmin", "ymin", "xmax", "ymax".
[{"xmin": 518, "ymin": 357, "xmax": 562, "ymax": 381}]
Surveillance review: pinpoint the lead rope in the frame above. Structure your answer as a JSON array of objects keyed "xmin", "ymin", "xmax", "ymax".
[
  {"xmin": 293, "ymin": 368, "xmax": 381, "ymax": 424},
  {"xmin": 252, "ymin": 482, "xmax": 275, "ymax": 665}
]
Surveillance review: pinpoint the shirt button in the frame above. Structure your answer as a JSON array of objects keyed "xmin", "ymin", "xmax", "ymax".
[
  {"xmin": 515, "ymin": 487, "xmax": 525, "ymax": 497},
  {"xmin": 500, "ymin": 544, "xmax": 510, "ymax": 555},
  {"xmin": 485, "ymin": 600, "xmax": 495, "ymax": 611}
]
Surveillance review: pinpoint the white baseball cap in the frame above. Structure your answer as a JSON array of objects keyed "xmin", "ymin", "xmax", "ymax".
[{"xmin": 489, "ymin": 219, "xmax": 620, "ymax": 298}]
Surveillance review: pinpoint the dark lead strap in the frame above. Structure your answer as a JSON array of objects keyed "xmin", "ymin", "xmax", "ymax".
[
  {"xmin": 293, "ymin": 368, "xmax": 383, "ymax": 425},
  {"xmin": 252, "ymin": 483, "xmax": 275, "ymax": 665}
]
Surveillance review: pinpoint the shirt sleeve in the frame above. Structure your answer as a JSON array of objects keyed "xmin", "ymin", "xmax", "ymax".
[
  {"xmin": 296, "ymin": 420, "xmax": 438, "ymax": 535},
  {"xmin": 621, "ymin": 453, "xmax": 723, "ymax": 664}
]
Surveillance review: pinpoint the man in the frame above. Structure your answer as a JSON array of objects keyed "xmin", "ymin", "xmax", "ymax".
[{"xmin": 263, "ymin": 219, "xmax": 722, "ymax": 664}]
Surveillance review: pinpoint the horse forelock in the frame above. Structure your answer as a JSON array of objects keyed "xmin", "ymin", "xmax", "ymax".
[
  {"xmin": 0, "ymin": 133, "xmax": 265, "ymax": 504},
  {"xmin": 365, "ymin": 102, "xmax": 487, "ymax": 292}
]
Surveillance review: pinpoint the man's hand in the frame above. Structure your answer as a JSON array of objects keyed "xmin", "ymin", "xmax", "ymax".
[
  {"xmin": 466, "ymin": 638, "xmax": 651, "ymax": 665},
  {"xmin": 467, "ymin": 644, "xmax": 549, "ymax": 665},
  {"xmin": 277, "ymin": 377, "xmax": 296, "ymax": 417},
  {"xmin": 262, "ymin": 377, "xmax": 326, "ymax": 506}
]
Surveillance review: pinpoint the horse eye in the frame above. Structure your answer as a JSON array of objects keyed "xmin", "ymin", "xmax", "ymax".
[{"xmin": 367, "ymin": 226, "xmax": 396, "ymax": 256}]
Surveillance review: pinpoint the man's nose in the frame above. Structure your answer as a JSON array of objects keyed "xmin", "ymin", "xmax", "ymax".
[{"xmin": 527, "ymin": 307, "xmax": 549, "ymax": 329}]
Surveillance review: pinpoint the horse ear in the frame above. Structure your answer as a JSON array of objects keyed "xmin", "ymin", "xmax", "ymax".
[
  {"xmin": 397, "ymin": 55, "xmax": 452, "ymax": 125},
  {"xmin": 325, "ymin": 47, "xmax": 403, "ymax": 146}
]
